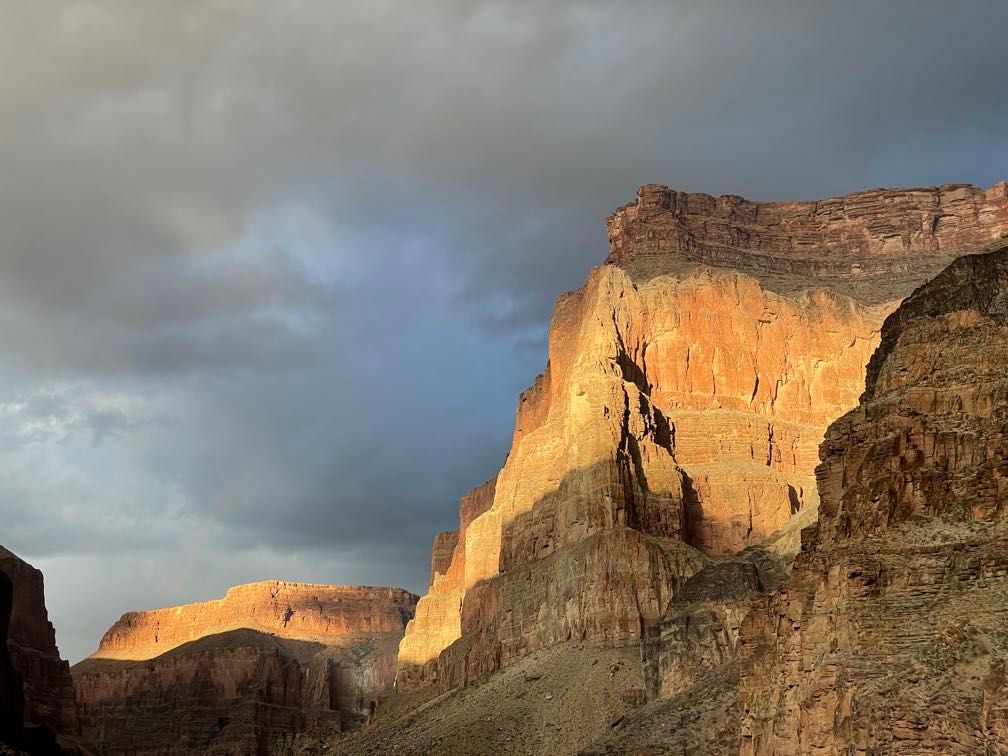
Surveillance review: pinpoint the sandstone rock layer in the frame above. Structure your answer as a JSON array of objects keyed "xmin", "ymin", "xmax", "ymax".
[
  {"xmin": 73, "ymin": 582, "xmax": 417, "ymax": 755},
  {"xmin": 739, "ymin": 246, "xmax": 1008, "ymax": 754}
]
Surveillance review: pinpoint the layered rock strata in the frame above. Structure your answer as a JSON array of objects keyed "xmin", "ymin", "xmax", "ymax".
[
  {"xmin": 399, "ymin": 183, "xmax": 1004, "ymax": 692},
  {"xmin": 608, "ymin": 182, "xmax": 1008, "ymax": 301},
  {"xmin": 73, "ymin": 582, "xmax": 417, "ymax": 755},
  {"xmin": 739, "ymin": 246, "xmax": 1008, "ymax": 754},
  {"xmin": 0, "ymin": 546, "xmax": 78, "ymax": 738}
]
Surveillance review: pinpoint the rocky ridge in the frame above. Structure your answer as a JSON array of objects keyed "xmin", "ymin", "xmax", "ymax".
[
  {"xmin": 73, "ymin": 582, "xmax": 417, "ymax": 754},
  {"xmin": 397, "ymin": 183, "xmax": 1003, "ymax": 695}
]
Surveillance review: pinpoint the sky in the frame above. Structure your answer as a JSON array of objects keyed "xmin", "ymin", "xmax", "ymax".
[{"xmin": 1, "ymin": 1, "xmax": 1007, "ymax": 663}]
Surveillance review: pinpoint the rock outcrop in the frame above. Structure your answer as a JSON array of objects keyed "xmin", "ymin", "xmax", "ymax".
[
  {"xmin": 738, "ymin": 246, "xmax": 1008, "ymax": 754},
  {"xmin": 73, "ymin": 582, "xmax": 417, "ymax": 755},
  {"xmin": 0, "ymin": 547, "xmax": 78, "ymax": 739},
  {"xmin": 399, "ymin": 183, "xmax": 1006, "ymax": 693}
]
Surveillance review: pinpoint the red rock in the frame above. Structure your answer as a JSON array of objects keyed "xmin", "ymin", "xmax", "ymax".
[{"xmin": 606, "ymin": 183, "xmax": 1008, "ymax": 273}]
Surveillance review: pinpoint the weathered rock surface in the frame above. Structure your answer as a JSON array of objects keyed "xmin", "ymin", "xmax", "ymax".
[
  {"xmin": 738, "ymin": 246, "xmax": 1008, "ymax": 754},
  {"xmin": 73, "ymin": 582, "xmax": 417, "ymax": 755},
  {"xmin": 0, "ymin": 547, "xmax": 78, "ymax": 739},
  {"xmin": 641, "ymin": 547, "xmax": 787, "ymax": 703},
  {"xmin": 608, "ymin": 182, "xmax": 1008, "ymax": 302},
  {"xmin": 399, "ymin": 183, "xmax": 1001, "ymax": 693}
]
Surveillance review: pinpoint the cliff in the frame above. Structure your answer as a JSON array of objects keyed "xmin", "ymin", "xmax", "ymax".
[
  {"xmin": 73, "ymin": 582, "xmax": 417, "ymax": 755},
  {"xmin": 737, "ymin": 246, "xmax": 1008, "ymax": 753},
  {"xmin": 398, "ymin": 183, "xmax": 1006, "ymax": 693},
  {"xmin": 0, "ymin": 547, "xmax": 78, "ymax": 739}
]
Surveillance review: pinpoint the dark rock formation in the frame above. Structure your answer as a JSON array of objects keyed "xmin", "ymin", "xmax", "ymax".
[
  {"xmin": 0, "ymin": 568, "xmax": 61, "ymax": 756},
  {"xmin": 738, "ymin": 246, "xmax": 1008, "ymax": 753},
  {"xmin": 0, "ymin": 549, "xmax": 77, "ymax": 739}
]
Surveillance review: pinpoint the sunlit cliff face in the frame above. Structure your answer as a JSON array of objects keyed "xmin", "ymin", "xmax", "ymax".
[
  {"xmin": 399, "ymin": 181, "xmax": 1008, "ymax": 679},
  {"xmin": 87, "ymin": 582, "xmax": 416, "ymax": 661}
]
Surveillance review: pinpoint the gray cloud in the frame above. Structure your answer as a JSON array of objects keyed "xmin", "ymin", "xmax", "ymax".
[{"xmin": 0, "ymin": 1, "xmax": 1006, "ymax": 662}]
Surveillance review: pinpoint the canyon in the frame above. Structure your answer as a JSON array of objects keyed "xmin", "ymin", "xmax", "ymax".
[
  {"xmin": 72, "ymin": 582, "xmax": 417, "ymax": 755},
  {"xmin": 9, "ymin": 181, "xmax": 1008, "ymax": 755}
]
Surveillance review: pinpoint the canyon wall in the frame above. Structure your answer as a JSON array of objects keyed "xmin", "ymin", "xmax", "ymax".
[
  {"xmin": 73, "ymin": 582, "xmax": 417, "ymax": 755},
  {"xmin": 738, "ymin": 247, "xmax": 1008, "ymax": 754},
  {"xmin": 398, "ymin": 183, "xmax": 1002, "ymax": 692},
  {"xmin": 0, "ymin": 546, "xmax": 78, "ymax": 739}
]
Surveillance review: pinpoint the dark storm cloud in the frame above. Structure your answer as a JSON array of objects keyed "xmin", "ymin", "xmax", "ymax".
[{"xmin": 1, "ymin": 0, "xmax": 1006, "ymax": 661}]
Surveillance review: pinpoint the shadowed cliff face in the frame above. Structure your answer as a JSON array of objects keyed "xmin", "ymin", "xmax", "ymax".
[
  {"xmin": 398, "ymin": 183, "xmax": 1005, "ymax": 692},
  {"xmin": 0, "ymin": 563, "xmax": 64, "ymax": 756},
  {"xmin": 0, "ymin": 547, "xmax": 78, "ymax": 739},
  {"xmin": 73, "ymin": 582, "xmax": 417, "ymax": 754},
  {"xmin": 73, "ymin": 629, "xmax": 373, "ymax": 756},
  {"xmin": 738, "ymin": 246, "xmax": 1008, "ymax": 754},
  {"xmin": 0, "ymin": 569, "xmax": 25, "ymax": 747}
]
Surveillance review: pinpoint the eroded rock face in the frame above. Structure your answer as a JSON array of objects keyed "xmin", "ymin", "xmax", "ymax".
[
  {"xmin": 738, "ymin": 247, "xmax": 1008, "ymax": 754},
  {"xmin": 73, "ymin": 582, "xmax": 417, "ymax": 755},
  {"xmin": 0, "ymin": 546, "xmax": 78, "ymax": 738},
  {"xmin": 607, "ymin": 182, "xmax": 1008, "ymax": 300},
  {"xmin": 398, "ymin": 183, "xmax": 994, "ymax": 692}
]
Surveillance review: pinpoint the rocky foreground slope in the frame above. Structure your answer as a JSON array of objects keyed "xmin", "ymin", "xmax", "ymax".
[
  {"xmin": 397, "ymin": 182, "xmax": 1008, "ymax": 698},
  {"xmin": 72, "ymin": 582, "xmax": 417, "ymax": 755}
]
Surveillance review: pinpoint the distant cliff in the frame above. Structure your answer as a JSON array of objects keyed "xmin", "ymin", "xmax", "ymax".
[{"xmin": 73, "ymin": 582, "xmax": 417, "ymax": 754}]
